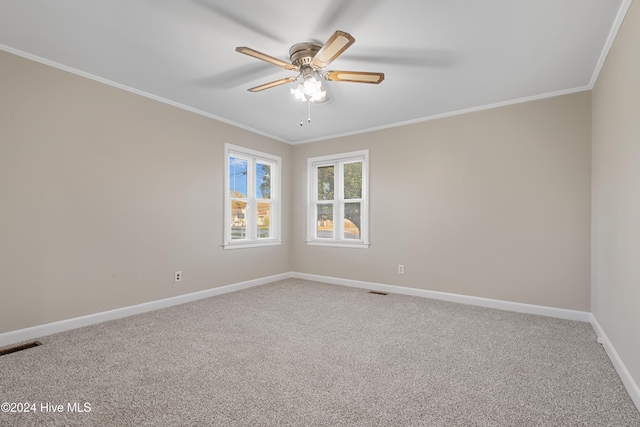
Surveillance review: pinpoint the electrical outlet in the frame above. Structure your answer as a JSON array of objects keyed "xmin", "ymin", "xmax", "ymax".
[
  {"xmin": 174, "ymin": 271, "xmax": 182, "ymax": 283},
  {"xmin": 398, "ymin": 265, "xmax": 405, "ymax": 275}
]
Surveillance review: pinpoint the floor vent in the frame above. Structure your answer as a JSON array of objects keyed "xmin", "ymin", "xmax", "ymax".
[
  {"xmin": 0, "ymin": 341, "xmax": 42, "ymax": 357},
  {"xmin": 368, "ymin": 291, "xmax": 388, "ymax": 296}
]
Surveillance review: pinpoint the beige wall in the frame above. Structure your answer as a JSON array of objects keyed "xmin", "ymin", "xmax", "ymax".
[
  {"xmin": 0, "ymin": 50, "xmax": 292, "ymax": 333},
  {"xmin": 592, "ymin": 0, "xmax": 640, "ymax": 394},
  {"xmin": 292, "ymin": 92, "xmax": 592, "ymax": 311},
  {"xmin": 0, "ymin": 40, "xmax": 598, "ymax": 331}
]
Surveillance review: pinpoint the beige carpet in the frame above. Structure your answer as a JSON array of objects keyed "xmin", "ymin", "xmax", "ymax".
[{"xmin": 1, "ymin": 278, "xmax": 639, "ymax": 426}]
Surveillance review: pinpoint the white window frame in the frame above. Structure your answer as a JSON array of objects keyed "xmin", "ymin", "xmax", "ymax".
[
  {"xmin": 224, "ymin": 143, "xmax": 281, "ymax": 249},
  {"xmin": 307, "ymin": 150, "xmax": 369, "ymax": 248}
]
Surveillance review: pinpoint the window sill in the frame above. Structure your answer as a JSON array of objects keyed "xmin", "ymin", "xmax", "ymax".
[
  {"xmin": 223, "ymin": 240, "xmax": 282, "ymax": 250},
  {"xmin": 306, "ymin": 240, "xmax": 369, "ymax": 249}
]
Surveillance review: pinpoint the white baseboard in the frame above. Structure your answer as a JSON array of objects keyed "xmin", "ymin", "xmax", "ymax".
[
  {"xmin": 1, "ymin": 272, "xmax": 589, "ymax": 348},
  {"xmin": 292, "ymin": 272, "xmax": 591, "ymax": 322},
  {"xmin": 591, "ymin": 314, "xmax": 640, "ymax": 412},
  {"xmin": 293, "ymin": 273, "xmax": 640, "ymax": 412},
  {"xmin": 0, "ymin": 272, "xmax": 292, "ymax": 347},
  {"xmin": 2, "ymin": 271, "xmax": 637, "ymax": 413}
]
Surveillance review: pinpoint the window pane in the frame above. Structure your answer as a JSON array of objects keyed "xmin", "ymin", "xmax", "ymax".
[
  {"xmin": 230, "ymin": 157, "xmax": 248, "ymax": 198},
  {"xmin": 317, "ymin": 166, "xmax": 334, "ymax": 201},
  {"xmin": 344, "ymin": 161, "xmax": 362, "ymax": 199},
  {"xmin": 257, "ymin": 201, "xmax": 270, "ymax": 238},
  {"xmin": 231, "ymin": 200, "xmax": 247, "ymax": 240},
  {"xmin": 316, "ymin": 204, "xmax": 333, "ymax": 238},
  {"xmin": 256, "ymin": 163, "xmax": 271, "ymax": 200},
  {"xmin": 344, "ymin": 202, "xmax": 361, "ymax": 239}
]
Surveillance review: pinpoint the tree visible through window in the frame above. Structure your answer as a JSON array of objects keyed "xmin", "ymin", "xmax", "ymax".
[{"xmin": 343, "ymin": 161, "xmax": 363, "ymax": 239}]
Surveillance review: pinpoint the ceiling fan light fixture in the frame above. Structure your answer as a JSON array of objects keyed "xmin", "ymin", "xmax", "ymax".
[
  {"xmin": 291, "ymin": 84, "xmax": 307, "ymax": 102},
  {"xmin": 291, "ymin": 67, "xmax": 326, "ymax": 103},
  {"xmin": 309, "ymin": 88, "xmax": 327, "ymax": 103},
  {"xmin": 303, "ymin": 75, "xmax": 320, "ymax": 91}
]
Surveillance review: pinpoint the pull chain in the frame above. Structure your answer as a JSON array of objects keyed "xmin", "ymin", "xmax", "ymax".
[
  {"xmin": 299, "ymin": 99, "xmax": 303, "ymax": 126},
  {"xmin": 299, "ymin": 99, "xmax": 313, "ymax": 127}
]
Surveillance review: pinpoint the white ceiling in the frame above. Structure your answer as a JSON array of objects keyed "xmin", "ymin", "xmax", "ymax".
[{"xmin": 0, "ymin": 0, "xmax": 628, "ymax": 144}]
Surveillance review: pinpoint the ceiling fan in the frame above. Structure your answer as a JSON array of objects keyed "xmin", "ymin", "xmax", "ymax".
[{"xmin": 235, "ymin": 30, "xmax": 384, "ymax": 103}]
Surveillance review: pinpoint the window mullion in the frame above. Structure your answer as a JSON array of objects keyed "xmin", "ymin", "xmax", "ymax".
[
  {"xmin": 311, "ymin": 164, "xmax": 319, "ymax": 239},
  {"xmin": 336, "ymin": 161, "xmax": 344, "ymax": 240},
  {"xmin": 247, "ymin": 157, "xmax": 256, "ymax": 241},
  {"xmin": 268, "ymin": 160, "xmax": 276, "ymax": 239}
]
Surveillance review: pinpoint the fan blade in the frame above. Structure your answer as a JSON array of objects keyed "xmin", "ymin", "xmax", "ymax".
[
  {"xmin": 236, "ymin": 47, "xmax": 299, "ymax": 71},
  {"xmin": 311, "ymin": 31, "xmax": 355, "ymax": 69},
  {"xmin": 248, "ymin": 76, "xmax": 298, "ymax": 92},
  {"xmin": 323, "ymin": 70, "xmax": 384, "ymax": 84}
]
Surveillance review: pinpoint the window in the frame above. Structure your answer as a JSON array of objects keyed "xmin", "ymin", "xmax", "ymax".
[
  {"xmin": 307, "ymin": 150, "xmax": 369, "ymax": 248},
  {"xmin": 224, "ymin": 144, "xmax": 281, "ymax": 249}
]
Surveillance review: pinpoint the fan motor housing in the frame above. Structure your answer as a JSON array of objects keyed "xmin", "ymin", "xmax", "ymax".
[{"xmin": 290, "ymin": 43, "xmax": 321, "ymax": 68}]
